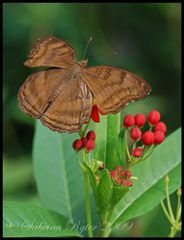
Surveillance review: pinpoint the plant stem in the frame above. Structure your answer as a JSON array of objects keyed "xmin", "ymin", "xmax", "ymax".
[
  {"xmin": 176, "ymin": 204, "xmax": 181, "ymax": 223},
  {"xmin": 83, "ymin": 170, "xmax": 93, "ymax": 237},
  {"xmin": 165, "ymin": 178, "xmax": 175, "ymax": 223},
  {"xmin": 98, "ymin": 220, "xmax": 111, "ymax": 237},
  {"xmin": 168, "ymin": 226, "xmax": 177, "ymax": 238},
  {"xmin": 83, "ymin": 118, "xmax": 91, "ymax": 137},
  {"xmin": 88, "ymin": 152, "xmax": 91, "ymax": 166},
  {"xmin": 136, "ymin": 145, "xmax": 153, "ymax": 164},
  {"xmin": 98, "ymin": 227, "xmax": 111, "ymax": 237},
  {"xmin": 161, "ymin": 200, "xmax": 173, "ymax": 225},
  {"xmin": 124, "ymin": 129, "xmax": 131, "ymax": 160},
  {"xmin": 79, "ymin": 129, "xmax": 83, "ymax": 138},
  {"xmin": 82, "ymin": 150, "xmax": 93, "ymax": 237},
  {"xmin": 132, "ymin": 141, "xmax": 136, "ymax": 150},
  {"xmin": 176, "ymin": 188, "xmax": 181, "ymax": 222}
]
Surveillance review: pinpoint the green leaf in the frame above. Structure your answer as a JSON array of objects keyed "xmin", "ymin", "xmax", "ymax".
[
  {"xmin": 106, "ymin": 114, "xmax": 121, "ymax": 170},
  {"xmin": 111, "ymin": 185, "xmax": 129, "ymax": 207},
  {"xmin": 105, "ymin": 185, "xmax": 130, "ymax": 222},
  {"xmin": 94, "ymin": 115, "xmax": 107, "ymax": 162},
  {"xmin": 33, "ymin": 121, "xmax": 85, "ymax": 221},
  {"xmin": 81, "ymin": 161, "xmax": 97, "ymax": 201},
  {"xmin": 3, "ymin": 201, "xmax": 81, "ymax": 237},
  {"xmin": 96, "ymin": 170, "xmax": 113, "ymax": 217},
  {"xmin": 110, "ymin": 128, "xmax": 181, "ymax": 226}
]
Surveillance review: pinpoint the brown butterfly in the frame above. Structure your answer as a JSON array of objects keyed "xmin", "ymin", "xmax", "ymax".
[{"xmin": 18, "ymin": 36, "xmax": 151, "ymax": 133}]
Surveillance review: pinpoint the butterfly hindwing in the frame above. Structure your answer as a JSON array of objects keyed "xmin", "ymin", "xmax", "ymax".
[
  {"xmin": 41, "ymin": 78, "xmax": 93, "ymax": 133},
  {"xmin": 18, "ymin": 68, "xmax": 67, "ymax": 118}
]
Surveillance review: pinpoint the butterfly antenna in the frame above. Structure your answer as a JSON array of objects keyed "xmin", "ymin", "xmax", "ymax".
[{"xmin": 83, "ymin": 37, "xmax": 93, "ymax": 59}]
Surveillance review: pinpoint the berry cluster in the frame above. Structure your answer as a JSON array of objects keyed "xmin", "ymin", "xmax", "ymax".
[
  {"xmin": 72, "ymin": 130, "xmax": 96, "ymax": 152},
  {"xmin": 110, "ymin": 166, "xmax": 133, "ymax": 187},
  {"xmin": 123, "ymin": 110, "xmax": 167, "ymax": 158}
]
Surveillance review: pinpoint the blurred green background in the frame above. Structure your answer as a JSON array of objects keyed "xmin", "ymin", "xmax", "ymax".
[{"xmin": 3, "ymin": 3, "xmax": 181, "ymax": 237}]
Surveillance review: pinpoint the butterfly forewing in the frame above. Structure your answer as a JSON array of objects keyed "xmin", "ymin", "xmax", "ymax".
[
  {"xmin": 82, "ymin": 66, "xmax": 151, "ymax": 114},
  {"xmin": 24, "ymin": 36, "xmax": 76, "ymax": 69}
]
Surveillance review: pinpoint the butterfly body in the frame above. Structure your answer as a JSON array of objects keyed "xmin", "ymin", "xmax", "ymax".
[
  {"xmin": 18, "ymin": 36, "xmax": 151, "ymax": 133},
  {"xmin": 66, "ymin": 60, "xmax": 87, "ymax": 80}
]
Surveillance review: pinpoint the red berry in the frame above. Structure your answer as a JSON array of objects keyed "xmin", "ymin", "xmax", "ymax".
[
  {"xmin": 135, "ymin": 113, "xmax": 146, "ymax": 127},
  {"xmin": 123, "ymin": 114, "xmax": 135, "ymax": 128},
  {"xmin": 86, "ymin": 130, "xmax": 96, "ymax": 141},
  {"xmin": 120, "ymin": 170, "xmax": 126, "ymax": 177},
  {"xmin": 90, "ymin": 105, "xmax": 100, "ymax": 122},
  {"xmin": 142, "ymin": 131, "xmax": 155, "ymax": 146},
  {"xmin": 130, "ymin": 127, "xmax": 142, "ymax": 141},
  {"xmin": 115, "ymin": 165, "xmax": 122, "ymax": 172},
  {"xmin": 122, "ymin": 179, "xmax": 133, "ymax": 187},
  {"xmin": 125, "ymin": 180, "xmax": 133, "ymax": 187},
  {"xmin": 84, "ymin": 139, "xmax": 95, "ymax": 152},
  {"xmin": 116, "ymin": 178, "xmax": 122, "ymax": 185},
  {"xmin": 72, "ymin": 139, "xmax": 83, "ymax": 151},
  {"xmin": 121, "ymin": 179, "xmax": 126, "ymax": 186},
  {"xmin": 81, "ymin": 137, "xmax": 87, "ymax": 145},
  {"xmin": 154, "ymin": 122, "xmax": 167, "ymax": 133},
  {"xmin": 110, "ymin": 170, "xmax": 119, "ymax": 180},
  {"xmin": 124, "ymin": 170, "xmax": 132, "ymax": 178},
  {"xmin": 154, "ymin": 130, "xmax": 165, "ymax": 144},
  {"xmin": 148, "ymin": 110, "xmax": 161, "ymax": 125},
  {"xmin": 131, "ymin": 147, "xmax": 143, "ymax": 158}
]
